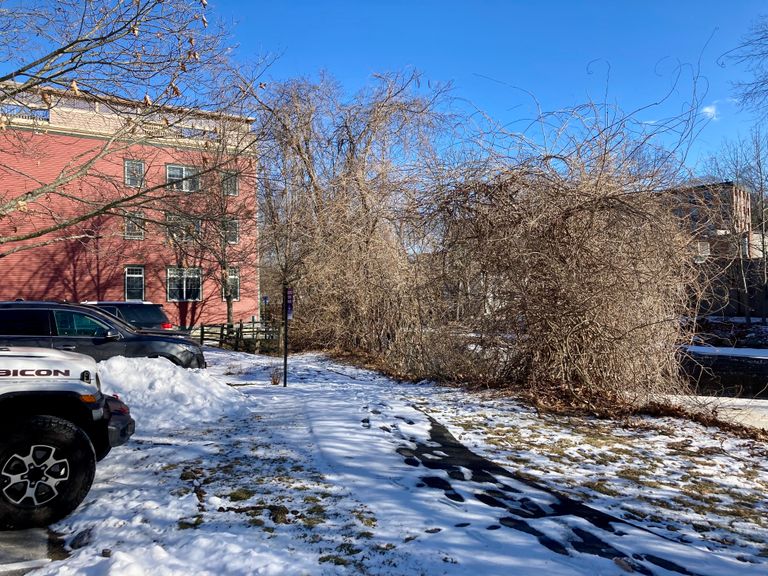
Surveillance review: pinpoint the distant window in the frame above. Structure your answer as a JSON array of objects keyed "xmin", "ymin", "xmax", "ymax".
[
  {"xmin": 166, "ymin": 164, "xmax": 199, "ymax": 192},
  {"xmin": 741, "ymin": 236, "xmax": 750, "ymax": 258},
  {"xmin": 694, "ymin": 241, "xmax": 711, "ymax": 264},
  {"xmin": 222, "ymin": 172, "xmax": 238, "ymax": 196},
  {"xmin": 125, "ymin": 266, "xmax": 145, "ymax": 300},
  {"xmin": 222, "ymin": 268, "xmax": 240, "ymax": 301},
  {"xmin": 166, "ymin": 213, "xmax": 201, "ymax": 243},
  {"xmin": 124, "ymin": 159, "xmax": 144, "ymax": 187},
  {"xmin": 167, "ymin": 267, "xmax": 201, "ymax": 302},
  {"xmin": 225, "ymin": 219, "xmax": 239, "ymax": 244},
  {"xmin": 124, "ymin": 211, "xmax": 145, "ymax": 240}
]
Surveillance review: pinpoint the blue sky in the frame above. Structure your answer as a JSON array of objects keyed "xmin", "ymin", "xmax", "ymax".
[{"xmin": 216, "ymin": 1, "xmax": 766, "ymax": 169}]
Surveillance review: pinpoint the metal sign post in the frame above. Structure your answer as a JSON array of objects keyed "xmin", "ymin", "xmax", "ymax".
[{"xmin": 282, "ymin": 286, "xmax": 293, "ymax": 387}]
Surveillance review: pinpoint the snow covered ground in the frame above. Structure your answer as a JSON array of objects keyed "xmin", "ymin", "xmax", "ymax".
[{"xmin": 23, "ymin": 349, "xmax": 768, "ymax": 575}]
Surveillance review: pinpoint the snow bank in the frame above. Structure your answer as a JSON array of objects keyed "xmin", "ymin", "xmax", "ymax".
[{"xmin": 98, "ymin": 356, "xmax": 246, "ymax": 431}]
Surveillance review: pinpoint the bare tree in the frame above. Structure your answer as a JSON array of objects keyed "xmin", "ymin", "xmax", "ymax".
[
  {"xmin": 0, "ymin": 0, "xmax": 248, "ymax": 257},
  {"xmin": 729, "ymin": 15, "xmax": 768, "ymax": 114},
  {"xmin": 251, "ymin": 72, "xmax": 448, "ymax": 358},
  {"xmin": 705, "ymin": 127, "xmax": 768, "ymax": 321},
  {"xmin": 252, "ymin": 70, "xmax": 703, "ymax": 413}
]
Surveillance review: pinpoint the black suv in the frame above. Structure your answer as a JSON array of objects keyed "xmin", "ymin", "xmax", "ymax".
[
  {"xmin": 82, "ymin": 301, "xmax": 175, "ymax": 331},
  {"xmin": 0, "ymin": 302, "xmax": 205, "ymax": 368}
]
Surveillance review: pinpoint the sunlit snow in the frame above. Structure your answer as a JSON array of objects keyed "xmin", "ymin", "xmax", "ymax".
[{"xmin": 27, "ymin": 349, "xmax": 768, "ymax": 575}]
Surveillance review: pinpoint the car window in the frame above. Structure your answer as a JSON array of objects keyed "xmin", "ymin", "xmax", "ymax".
[
  {"xmin": 100, "ymin": 306, "xmax": 119, "ymax": 317},
  {"xmin": 119, "ymin": 305, "xmax": 169, "ymax": 324},
  {"xmin": 81, "ymin": 305, "xmax": 137, "ymax": 332},
  {"xmin": 0, "ymin": 309, "xmax": 51, "ymax": 336},
  {"xmin": 53, "ymin": 310, "xmax": 111, "ymax": 337}
]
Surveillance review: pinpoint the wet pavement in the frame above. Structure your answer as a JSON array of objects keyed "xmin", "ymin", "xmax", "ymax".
[{"xmin": 0, "ymin": 528, "xmax": 52, "ymax": 575}]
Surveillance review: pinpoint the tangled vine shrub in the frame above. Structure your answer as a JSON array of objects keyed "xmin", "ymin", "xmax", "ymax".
[{"xmin": 415, "ymin": 114, "xmax": 701, "ymax": 411}]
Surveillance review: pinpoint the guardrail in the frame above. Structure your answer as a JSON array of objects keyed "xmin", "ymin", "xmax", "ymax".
[{"xmin": 190, "ymin": 320, "xmax": 281, "ymax": 352}]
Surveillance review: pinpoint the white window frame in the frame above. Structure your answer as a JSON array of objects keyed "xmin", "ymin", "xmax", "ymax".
[
  {"xmin": 166, "ymin": 212, "xmax": 201, "ymax": 243},
  {"xmin": 125, "ymin": 266, "xmax": 145, "ymax": 300},
  {"xmin": 222, "ymin": 268, "xmax": 240, "ymax": 301},
  {"xmin": 166, "ymin": 164, "xmax": 200, "ymax": 192},
  {"xmin": 166, "ymin": 267, "xmax": 202, "ymax": 302},
  {"xmin": 124, "ymin": 211, "xmax": 145, "ymax": 240},
  {"xmin": 226, "ymin": 219, "xmax": 239, "ymax": 244},
  {"xmin": 222, "ymin": 172, "xmax": 239, "ymax": 196},
  {"xmin": 124, "ymin": 159, "xmax": 144, "ymax": 188}
]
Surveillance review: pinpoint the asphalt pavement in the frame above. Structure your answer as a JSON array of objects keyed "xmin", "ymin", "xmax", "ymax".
[
  {"xmin": 0, "ymin": 528, "xmax": 52, "ymax": 575},
  {"xmin": 713, "ymin": 396, "xmax": 768, "ymax": 430}
]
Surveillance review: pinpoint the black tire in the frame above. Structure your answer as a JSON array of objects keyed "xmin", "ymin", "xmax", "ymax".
[{"xmin": 0, "ymin": 416, "xmax": 96, "ymax": 530}]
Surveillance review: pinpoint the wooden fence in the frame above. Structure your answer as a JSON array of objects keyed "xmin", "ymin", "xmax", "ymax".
[{"xmin": 190, "ymin": 320, "xmax": 281, "ymax": 352}]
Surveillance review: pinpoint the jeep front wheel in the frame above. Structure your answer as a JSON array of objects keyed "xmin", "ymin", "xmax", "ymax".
[{"xmin": 0, "ymin": 416, "xmax": 96, "ymax": 529}]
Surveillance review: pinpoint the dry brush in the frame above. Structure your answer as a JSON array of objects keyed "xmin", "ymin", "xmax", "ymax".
[{"xmin": 258, "ymin": 82, "xmax": 704, "ymax": 413}]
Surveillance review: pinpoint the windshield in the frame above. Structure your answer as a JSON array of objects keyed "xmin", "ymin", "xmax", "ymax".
[{"xmin": 80, "ymin": 305, "xmax": 138, "ymax": 332}]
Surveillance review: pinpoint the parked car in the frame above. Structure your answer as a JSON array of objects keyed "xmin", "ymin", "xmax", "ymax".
[
  {"xmin": 81, "ymin": 301, "xmax": 175, "ymax": 331},
  {"xmin": 0, "ymin": 301, "xmax": 206, "ymax": 368},
  {"xmin": 0, "ymin": 346, "xmax": 135, "ymax": 528}
]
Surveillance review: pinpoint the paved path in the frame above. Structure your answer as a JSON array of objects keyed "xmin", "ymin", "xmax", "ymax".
[
  {"xmin": 712, "ymin": 396, "xmax": 768, "ymax": 431},
  {"xmin": 669, "ymin": 395, "xmax": 768, "ymax": 432}
]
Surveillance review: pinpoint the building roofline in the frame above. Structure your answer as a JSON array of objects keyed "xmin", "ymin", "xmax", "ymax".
[
  {"xmin": 674, "ymin": 180, "xmax": 753, "ymax": 195},
  {"xmin": 1, "ymin": 81, "xmax": 255, "ymax": 124}
]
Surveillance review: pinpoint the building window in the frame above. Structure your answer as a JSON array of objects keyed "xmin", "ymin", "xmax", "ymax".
[
  {"xmin": 741, "ymin": 236, "xmax": 751, "ymax": 258},
  {"xmin": 166, "ymin": 164, "xmax": 199, "ymax": 192},
  {"xmin": 222, "ymin": 268, "xmax": 240, "ymax": 301},
  {"xmin": 167, "ymin": 267, "xmax": 201, "ymax": 301},
  {"xmin": 222, "ymin": 172, "xmax": 238, "ymax": 196},
  {"xmin": 124, "ymin": 212, "xmax": 145, "ymax": 240},
  {"xmin": 694, "ymin": 241, "xmax": 710, "ymax": 265},
  {"xmin": 225, "ymin": 219, "xmax": 239, "ymax": 244},
  {"xmin": 124, "ymin": 160, "xmax": 144, "ymax": 188},
  {"xmin": 166, "ymin": 213, "xmax": 201, "ymax": 243},
  {"xmin": 125, "ymin": 266, "xmax": 145, "ymax": 300}
]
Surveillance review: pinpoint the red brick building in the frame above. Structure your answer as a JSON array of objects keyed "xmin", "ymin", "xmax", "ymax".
[{"xmin": 0, "ymin": 90, "xmax": 259, "ymax": 328}]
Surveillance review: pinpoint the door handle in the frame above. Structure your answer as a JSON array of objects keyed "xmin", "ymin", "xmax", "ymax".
[{"xmin": 55, "ymin": 345, "xmax": 77, "ymax": 351}]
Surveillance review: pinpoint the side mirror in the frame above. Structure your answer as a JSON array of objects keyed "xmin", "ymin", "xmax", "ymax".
[{"xmin": 105, "ymin": 328, "xmax": 121, "ymax": 340}]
